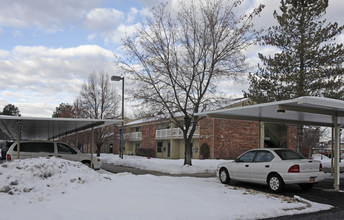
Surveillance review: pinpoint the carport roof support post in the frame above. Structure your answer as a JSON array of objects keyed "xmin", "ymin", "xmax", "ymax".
[
  {"xmin": 91, "ymin": 127, "xmax": 94, "ymax": 169},
  {"xmin": 17, "ymin": 120, "xmax": 21, "ymax": 159},
  {"xmin": 333, "ymin": 115, "xmax": 341, "ymax": 191}
]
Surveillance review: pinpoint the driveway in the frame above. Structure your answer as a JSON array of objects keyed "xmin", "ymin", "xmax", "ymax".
[{"xmin": 101, "ymin": 163, "xmax": 344, "ymax": 220}]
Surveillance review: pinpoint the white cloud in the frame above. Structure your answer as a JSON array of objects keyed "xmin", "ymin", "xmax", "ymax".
[
  {"xmin": 326, "ymin": 0, "xmax": 344, "ymax": 24},
  {"xmin": 85, "ymin": 8, "xmax": 124, "ymax": 32},
  {"xmin": 127, "ymin": 8, "xmax": 139, "ymax": 23},
  {"xmin": 16, "ymin": 102, "xmax": 58, "ymax": 118},
  {"xmin": 0, "ymin": 0, "xmax": 101, "ymax": 32},
  {"xmin": 136, "ymin": 0, "xmax": 166, "ymax": 8},
  {"xmin": 84, "ymin": 7, "xmax": 145, "ymax": 44},
  {"xmin": 0, "ymin": 45, "xmax": 118, "ymax": 117}
]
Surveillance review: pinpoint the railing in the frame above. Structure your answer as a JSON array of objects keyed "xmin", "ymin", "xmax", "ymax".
[
  {"xmin": 156, "ymin": 126, "xmax": 200, "ymax": 139},
  {"xmin": 156, "ymin": 129, "xmax": 172, "ymax": 138},
  {"xmin": 125, "ymin": 132, "xmax": 142, "ymax": 140}
]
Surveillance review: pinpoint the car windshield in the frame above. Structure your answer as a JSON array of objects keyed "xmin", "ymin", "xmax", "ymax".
[{"xmin": 274, "ymin": 149, "xmax": 305, "ymax": 160}]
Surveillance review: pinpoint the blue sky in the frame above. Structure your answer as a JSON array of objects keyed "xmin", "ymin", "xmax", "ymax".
[{"xmin": 0, "ymin": 0, "xmax": 343, "ymax": 117}]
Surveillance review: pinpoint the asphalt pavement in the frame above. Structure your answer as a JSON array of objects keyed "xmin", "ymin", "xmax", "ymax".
[{"xmin": 101, "ymin": 163, "xmax": 344, "ymax": 220}]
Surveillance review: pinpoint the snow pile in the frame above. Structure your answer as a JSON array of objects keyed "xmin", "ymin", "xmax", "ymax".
[
  {"xmin": 101, "ymin": 154, "xmax": 227, "ymax": 174},
  {"xmin": 0, "ymin": 157, "xmax": 333, "ymax": 220},
  {"xmin": 0, "ymin": 157, "xmax": 109, "ymax": 200}
]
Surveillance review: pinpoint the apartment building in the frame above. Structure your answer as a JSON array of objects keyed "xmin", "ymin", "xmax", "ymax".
[{"xmin": 116, "ymin": 99, "xmax": 298, "ymax": 160}]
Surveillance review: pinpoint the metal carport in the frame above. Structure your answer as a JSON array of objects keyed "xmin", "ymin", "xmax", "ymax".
[
  {"xmin": 197, "ymin": 96, "xmax": 344, "ymax": 191},
  {"xmin": 0, "ymin": 115, "xmax": 121, "ymax": 167}
]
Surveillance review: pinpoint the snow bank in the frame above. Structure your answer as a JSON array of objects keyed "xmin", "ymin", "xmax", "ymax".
[
  {"xmin": 0, "ymin": 157, "xmax": 332, "ymax": 220},
  {"xmin": 101, "ymin": 154, "xmax": 227, "ymax": 174},
  {"xmin": 0, "ymin": 157, "xmax": 109, "ymax": 200}
]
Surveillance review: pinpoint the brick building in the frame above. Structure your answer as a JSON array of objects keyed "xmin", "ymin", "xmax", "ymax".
[
  {"xmin": 67, "ymin": 98, "xmax": 298, "ymax": 160},
  {"xmin": 109, "ymin": 98, "xmax": 298, "ymax": 160}
]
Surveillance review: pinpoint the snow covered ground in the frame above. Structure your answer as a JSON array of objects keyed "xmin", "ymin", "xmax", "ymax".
[
  {"xmin": 101, "ymin": 153, "xmax": 344, "ymax": 177},
  {"xmin": 101, "ymin": 154, "xmax": 227, "ymax": 174},
  {"xmin": 0, "ymin": 156, "xmax": 333, "ymax": 220}
]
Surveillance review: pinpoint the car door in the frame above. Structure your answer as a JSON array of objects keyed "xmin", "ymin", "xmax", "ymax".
[
  {"xmin": 249, "ymin": 150, "xmax": 274, "ymax": 184},
  {"xmin": 231, "ymin": 151, "xmax": 256, "ymax": 181}
]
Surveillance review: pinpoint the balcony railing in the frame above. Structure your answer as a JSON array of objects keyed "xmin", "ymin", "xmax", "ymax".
[
  {"xmin": 125, "ymin": 132, "xmax": 142, "ymax": 140},
  {"xmin": 124, "ymin": 126, "xmax": 200, "ymax": 141},
  {"xmin": 156, "ymin": 126, "xmax": 200, "ymax": 139}
]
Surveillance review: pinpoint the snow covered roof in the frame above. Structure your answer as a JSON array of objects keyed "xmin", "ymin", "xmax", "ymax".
[
  {"xmin": 197, "ymin": 96, "xmax": 344, "ymax": 127},
  {"xmin": 0, "ymin": 115, "xmax": 122, "ymax": 140}
]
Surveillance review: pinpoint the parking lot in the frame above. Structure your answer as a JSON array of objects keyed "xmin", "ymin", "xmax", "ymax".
[{"xmin": 101, "ymin": 163, "xmax": 344, "ymax": 220}]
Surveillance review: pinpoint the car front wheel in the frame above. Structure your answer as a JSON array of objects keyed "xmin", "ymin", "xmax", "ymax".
[
  {"xmin": 268, "ymin": 174, "xmax": 284, "ymax": 192},
  {"xmin": 219, "ymin": 168, "xmax": 230, "ymax": 184}
]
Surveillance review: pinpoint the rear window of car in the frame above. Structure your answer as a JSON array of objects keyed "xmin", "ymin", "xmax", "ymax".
[
  {"xmin": 13, "ymin": 142, "xmax": 54, "ymax": 153},
  {"xmin": 274, "ymin": 149, "xmax": 304, "ymax": 160}
]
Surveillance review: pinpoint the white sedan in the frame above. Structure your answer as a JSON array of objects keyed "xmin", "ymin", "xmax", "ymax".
[{"xmin": 217, "ymin": 148, "xmax": 324, "ymax": 192}]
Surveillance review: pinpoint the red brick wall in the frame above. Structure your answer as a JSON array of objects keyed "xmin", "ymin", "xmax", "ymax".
[
  {"xmin": 288, "ymin": 126, "xmax": 297, "ymax": 151},
  {"xmin": 200, "ymin": 118, "xmax": 259, "ymax": 160},
  {"xmin": 141, "ymin": 123, "xmax": 157, "ymax": 150},
  {"xmin": 199, "ymin": 118, "xmax": 215, "ymax": 158}
]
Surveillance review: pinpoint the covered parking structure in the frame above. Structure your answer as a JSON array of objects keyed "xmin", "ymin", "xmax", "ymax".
[
  {"xmin": 198, "ymin": 96, "xmax": 344, "ymax": 191},
  {"xmin": 0, "ymin": 115, "xmax": 121, "ymax": 166}
]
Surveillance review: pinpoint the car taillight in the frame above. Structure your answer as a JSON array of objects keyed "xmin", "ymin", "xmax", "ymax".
[
  {"xmin": 319, "ymin": 163, "xmax": 323, "ymax": 171},
  {"xmin": 6, "ymin": 154, "xmax": 11, "ymax": 161},
  {"xmin": 288, "ymin": 165, "xmax": 300, "ymax": 173}
]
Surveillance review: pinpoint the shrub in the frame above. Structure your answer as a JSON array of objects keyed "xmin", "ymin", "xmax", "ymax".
[
  {"xmin": 136, "ymin": 148, "xmax": 155, "ymax": 157},
  {"xmin": 200, "ymin": 143, "xmax": 210, "ymax": 159}
]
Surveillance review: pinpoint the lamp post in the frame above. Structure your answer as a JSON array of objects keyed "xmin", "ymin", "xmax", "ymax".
[{"xmin": 111, "ymin": 75, "xmax": 124, "ymax": 159}]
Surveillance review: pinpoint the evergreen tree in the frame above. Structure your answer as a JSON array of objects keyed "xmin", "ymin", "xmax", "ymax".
[
  {"xmin": 246, "ymin": 0, "xmax": 344, "ymax": 103},
  {"xmin": 1, "ymin": 104, "xmax": 21, "ymax": 116}
]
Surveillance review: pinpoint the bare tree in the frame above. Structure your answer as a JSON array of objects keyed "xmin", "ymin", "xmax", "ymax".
[
  {"xmin": 302, "ymin": 126, "xmax": 327, "ymax": 158},
  {"xmin": 118, "ymin": 0, "xmax": 264, "ymax": 165},
  {"xmin": 77, "ymin": 71, "xmax": 120, "ymax": 156}
]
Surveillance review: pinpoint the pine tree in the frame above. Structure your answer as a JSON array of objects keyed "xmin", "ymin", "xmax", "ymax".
[
  {"xmin": 1, "ymin": 104, "xmax": 21, "ymax": 116},
  {"xmin": 246, "ymin": 0, "xmax": 344, "ymax": 103}
]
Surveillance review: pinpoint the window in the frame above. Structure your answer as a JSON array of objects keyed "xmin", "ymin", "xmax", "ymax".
[
  {"xmin": 14, "ymin": 142, "xmax": 54, "ymax": 153},
  {"xmin": 274, "ymin": 149, "xmax": 304, "ymax": 160},
  {"xmin": 254, "ymin": 151, "xmax": 274, "ymax": 162},
  {"xmin": 57, "ymin": 143, "xmax": 77, "ymax": 154},
  {"xmin": 135, "ymin": 143, "xmax": 141, "ymax": 149},
  {"xmin": 237, "ymin": 151, "xmax": 256, "ymax": 162},
  {"xmin": 157, "ymin": 142, "xmax": 163, "ymax": 153},
  {"xmin": 157, "ymin": 123, "xmax": 171, "ymax": 130}
]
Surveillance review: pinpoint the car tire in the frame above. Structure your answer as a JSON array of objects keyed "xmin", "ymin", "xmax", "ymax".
[
  {"xmin": 299, "ymin": 183, "xmax": 314, "ymax": 191},
  {"xmin": 219, "ymin": 168, "xmax": 230, "ymax": 184},
  {"xmin": 268, "ymin": 174, "xmax": 284, "ymax": 192},
  {"xmin": 82, "ymin": 161, "xmax": 91, "ymax": 168}
]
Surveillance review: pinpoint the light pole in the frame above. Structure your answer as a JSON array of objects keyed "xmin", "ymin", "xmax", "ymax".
[{"xmin": 111, "ymin": 75, "xmax": 124, "ymax": 159}]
